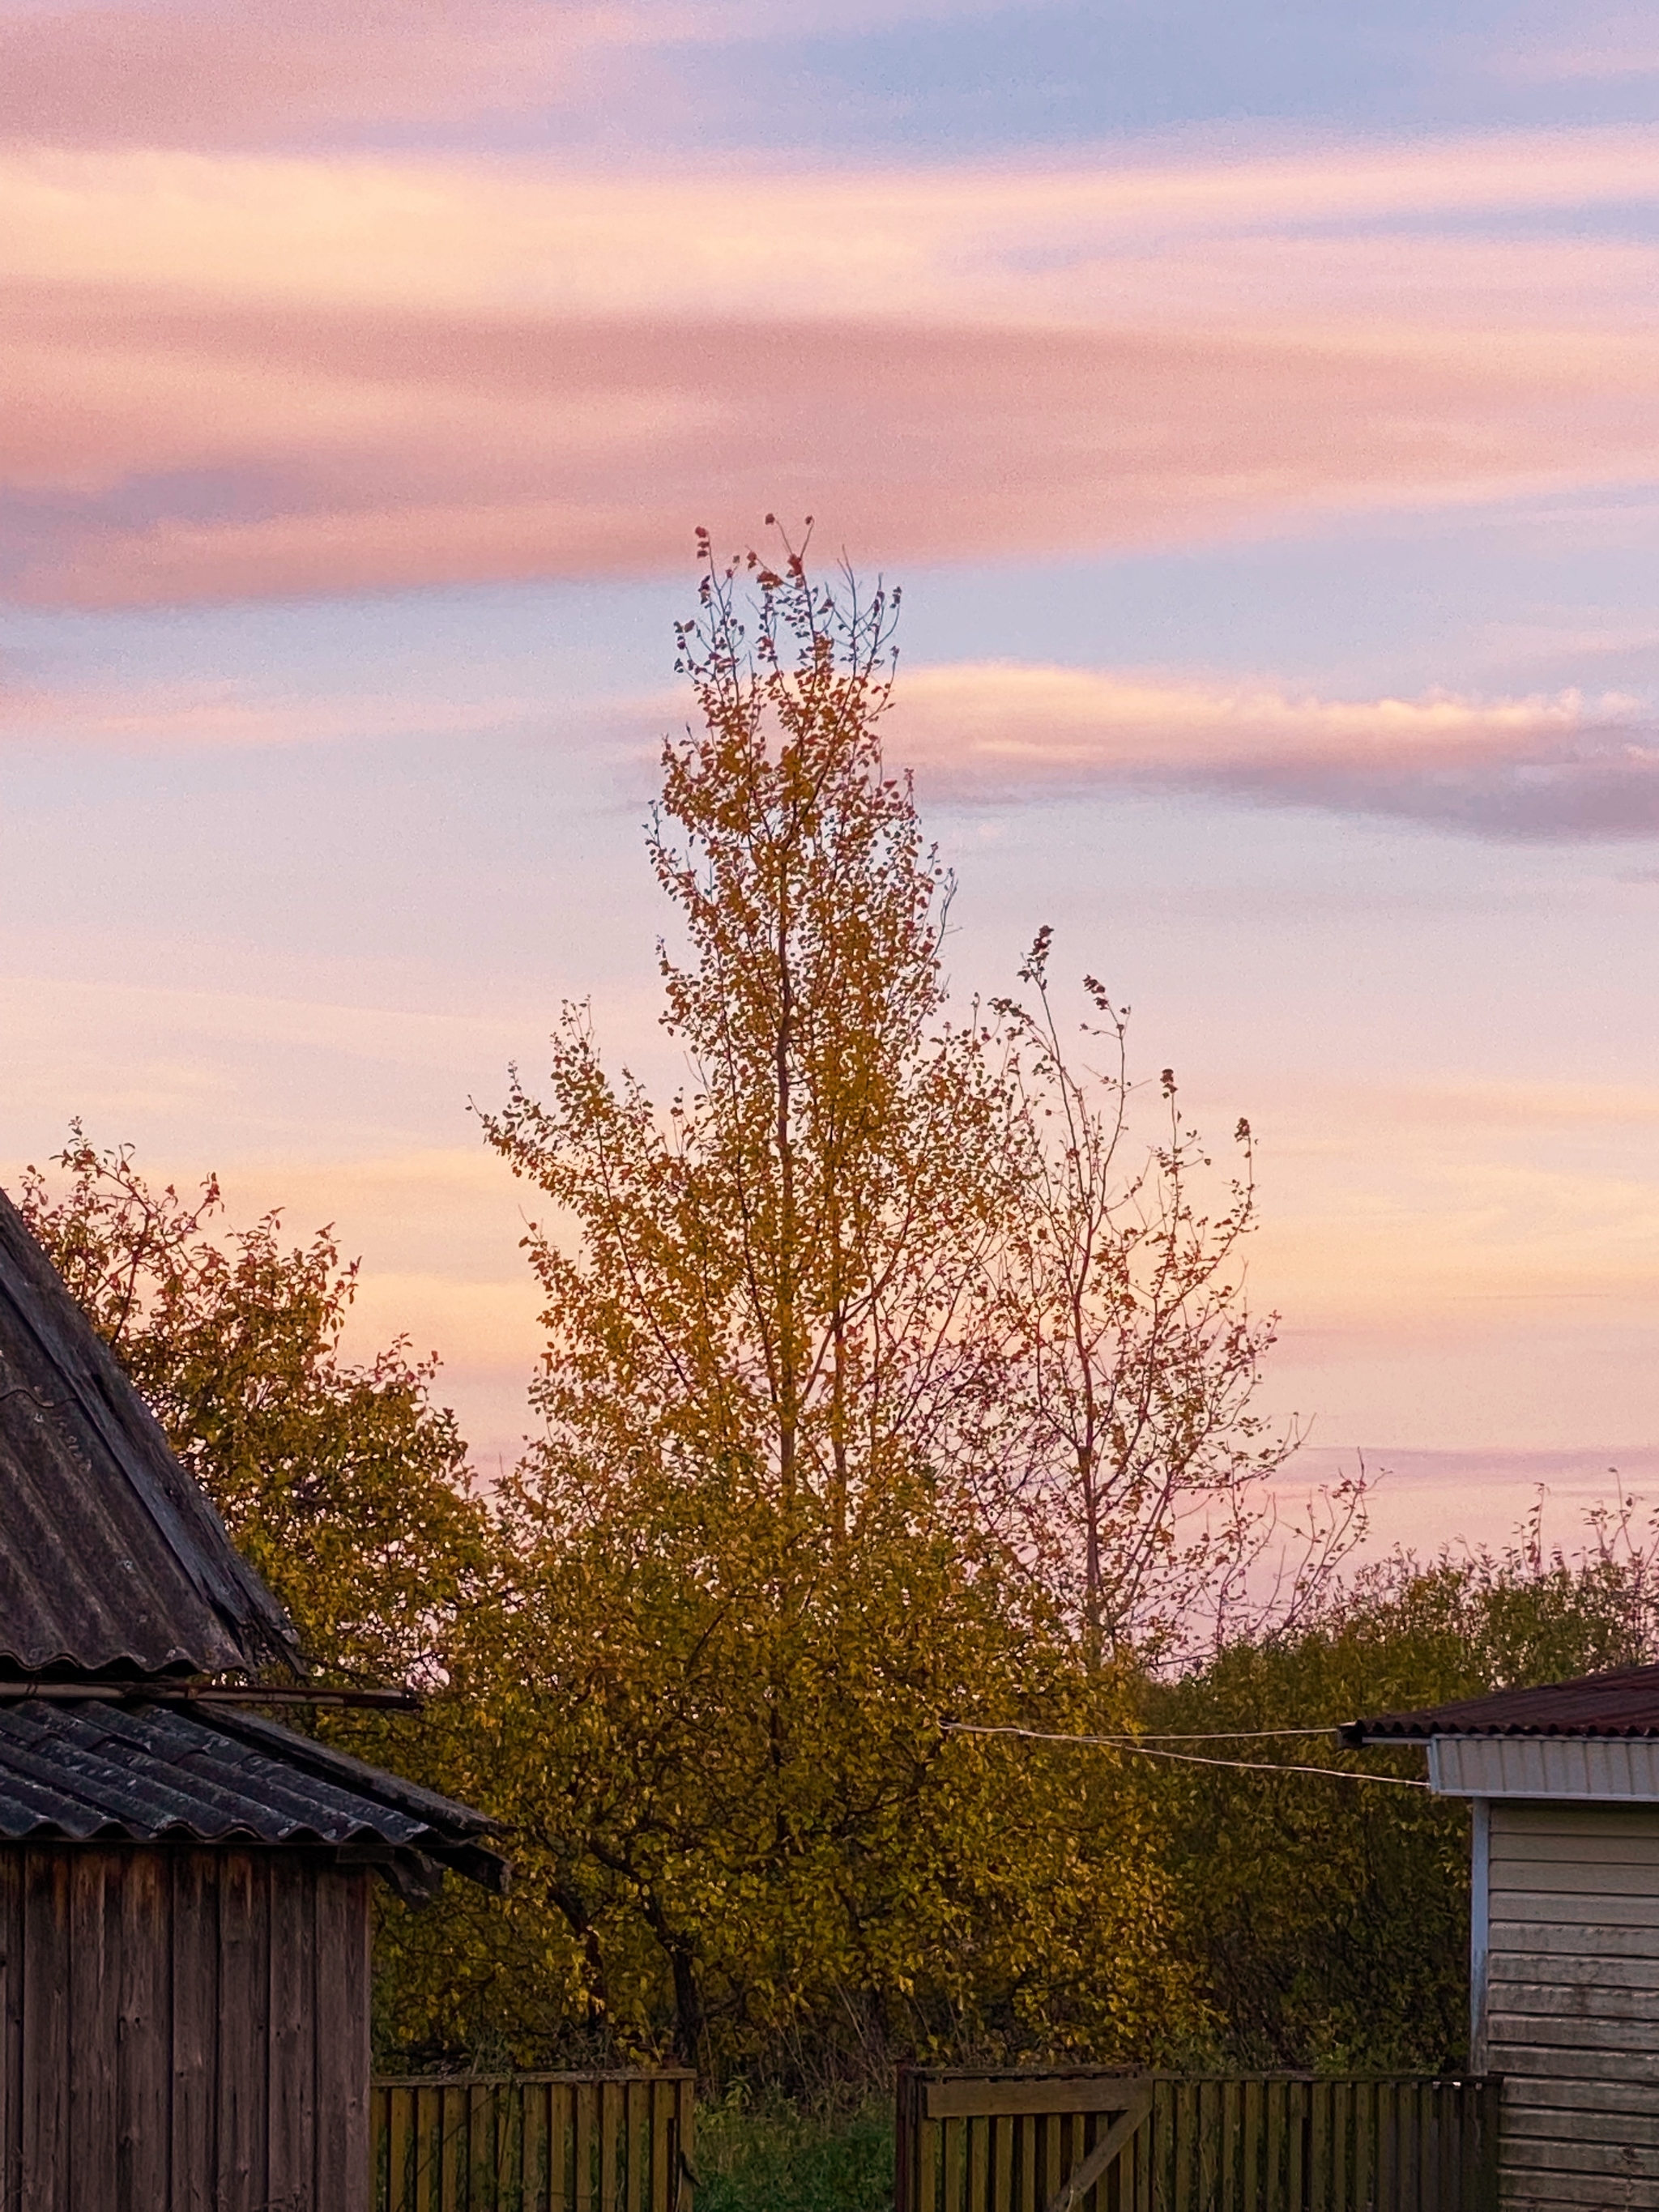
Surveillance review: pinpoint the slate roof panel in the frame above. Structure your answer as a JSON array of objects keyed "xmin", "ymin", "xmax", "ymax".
[
  {"xmin": 0, "ymin": 1186, "xmax": 301, "ymax": 1677},
  {"xmin": 0, "ymin": 1700, "xmax": 507, "ymax": 1886}
]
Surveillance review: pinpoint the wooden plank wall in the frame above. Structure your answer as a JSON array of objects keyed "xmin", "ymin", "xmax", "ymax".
[
  {"xmin": 0, "ymin": 1843, "xmax": 372, "ymax": 2212},
  {"xmin": 1487, "ymin": 1801, "xmax": 1659, "ymax": 2212},
  {"xmin": 895, "ymin": 2071, "xmax": 1501, "ymax": 2212},
  {"xmin": 370, "ymin": 2073, "xmax": 696, "ymax": 2212}
]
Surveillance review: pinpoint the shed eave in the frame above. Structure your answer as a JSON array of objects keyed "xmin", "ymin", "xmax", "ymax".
[{"xmin": 1425, "ymin": 1731, "xmax": 1659, "ymax": 1802}]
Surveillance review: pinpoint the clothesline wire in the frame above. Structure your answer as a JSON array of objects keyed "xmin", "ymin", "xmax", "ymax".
[
  {"xmin": 955, "ymin": 1724, "xmax": 1334, "ymax": 1743},
  {"xmin": 940, "ymin": 1720, "xmax": 1430, "ymax": 1790}
]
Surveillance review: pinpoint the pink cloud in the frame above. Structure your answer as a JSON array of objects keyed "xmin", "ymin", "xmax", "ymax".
[
  {"xmin": 6, "ymin": 140, "xmax": 1659, "ymax": 607},
  {"xmin": 889, "ymin": 663, "xmax": 1659, "ymax": 837},
  {"xmin": 10, "ymin": 292, "xmax": 1659, "ymax": 609},
  {"xmin": 0, "ymin": 0, "xmax": 690, "ymax": 147},
  {"xmin": 11, "ymin": 141, "xmax": 1659, "ymax": 322}
]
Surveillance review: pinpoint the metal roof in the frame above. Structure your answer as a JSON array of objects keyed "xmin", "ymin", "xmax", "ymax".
[
  {"xmin": 1341, "ymin": 1661, "xmax": 1659, "ymax": 1745},
  {"xmin": 0, "ymin": 1698, "xmax": 508, "ymax": 1894},
  {"xmin": 0, "ymin": 1184, "xmax": 301, "ymax": 1678}
]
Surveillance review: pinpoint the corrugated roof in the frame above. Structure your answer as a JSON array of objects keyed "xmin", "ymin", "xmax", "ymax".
[
  {"xmin": 0, "ymin": 1698, "xmax": 509, "ymax": 1892},
  {"xmin": 1342, "ymin": 1661, "xmax": 1659, "ymax": 1744},
  {"xmin": 0, "ymin": 1185, "xmax": 301, "ymax": 1678}
]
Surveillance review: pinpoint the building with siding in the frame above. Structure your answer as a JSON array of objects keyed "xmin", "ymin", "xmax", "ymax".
[
  {"xmin": 0, "ymin": 1184, "xmax": 508, "ymax": 2211},
  {"xmin": 1348, "ymin": 1667, "xmax": 1659, "ymax": 2210}
]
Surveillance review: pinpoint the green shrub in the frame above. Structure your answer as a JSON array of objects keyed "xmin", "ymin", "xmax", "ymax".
[{"xmin": 694, "ymin": 2094, "xmax": 893, "ymax": 2212}]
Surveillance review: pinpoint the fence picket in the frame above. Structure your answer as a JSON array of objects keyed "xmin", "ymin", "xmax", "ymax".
[
  {"xmin": 965, "ymin": 2116, "xmax": 983, "ymax": 2212},
  {"xmin": 522, "ymin": 2082, "xmax": 546, "ymax": 2212},
  {"xmin": 1380, "ymin": 2081, "xmax": 1399, "ymax": 2212},
  {"xmin": 1310, "ymin": 2073, "xmax": 1329, "ymax": 2212},
  {"xmin": 1353, "ymin": 2081, "xmax": 1373, "ymax": 2212},
  {"xmin": 630, "ymin": 2081, "xmax": 646, "ymax": 2209},
  {"xmin": 675, "ymin": 2078, "xmax": 694, "ymax": 2212},
  {"xmin": 387, "ymin": 2085, "xmax": 412, "ymax": 2212},
  {"xmin": 992, "ymin": 2114, "xmax": 1013, "ymax": 2212},
  {"xmin": 1332, "ymin": 2081, "xmax": 1350, "ymax": 2210},
  {"xmin": 941, "ymin": 2114, "xmax": 962, "ymax": 2212}
]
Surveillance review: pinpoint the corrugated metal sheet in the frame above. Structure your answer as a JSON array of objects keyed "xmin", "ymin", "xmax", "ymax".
[
  {"xmin": 1345, "ymin": 1661, "xmax": 1659, "ymax": 1744},
  {"xmin": 0, "ymin": 1698, "xmax": 508, "ymax": 1889},
  {"xmin": 0, "ymin": 1184, "xmax": 301, "ymax": 1677},
  {"xmin": 1430, "ymin": 1733, "xmax": 1659, "ymax": 1800}
]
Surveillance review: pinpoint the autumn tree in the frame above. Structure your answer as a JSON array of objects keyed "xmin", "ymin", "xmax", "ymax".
[{"xmin": 480, "ymin": 527, "xmax": 1311, "ymax": 1680}]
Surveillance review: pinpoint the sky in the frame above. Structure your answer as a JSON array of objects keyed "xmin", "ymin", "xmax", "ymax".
[{"xmin": 4, "ymin": 0, "xmax": 1659, "ymax": 1554}]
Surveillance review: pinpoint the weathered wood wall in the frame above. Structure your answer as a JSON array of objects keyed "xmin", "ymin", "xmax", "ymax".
[
  {"xmin": 1486, "ymin": 1800, "xmax": 1659, "ymax": 2210},
  {"xmin": 0, "ymin": 1843, "xmax": 372, "ymax": 2212}
]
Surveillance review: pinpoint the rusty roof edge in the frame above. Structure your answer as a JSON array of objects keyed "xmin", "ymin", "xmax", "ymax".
[
  {"xmin": 1347, "ymin": 1718, "xmax": 1659, "ymax": 1742},
  {"xmin": 1341, "ymin": 1660, "xmax": 1659, "ymax": 1745}
]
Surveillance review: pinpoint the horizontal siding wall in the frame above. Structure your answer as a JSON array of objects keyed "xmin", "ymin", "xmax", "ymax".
[
  {"xmin": 0, "ymin": 1843, "xmax": 372, "ymax": 2212},
  {"xmin": 1488, "ymin": 1802, "xmax": 1659, "ymax": 2212}
]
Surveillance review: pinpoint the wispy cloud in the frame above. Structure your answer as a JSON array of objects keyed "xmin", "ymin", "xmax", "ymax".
[
  {"xmin": 890, "ymin": 662, "xmax": 1659, "ymax": 837},
  {"xmin": 0, "ymin": 673, "xmax": 557, "ymax": 751},
  {"xmin": 26, "ymin": 653, "xmax": 1651, "ymax": 844},
  {"xmin": 1496, "ymin": 8, "xmax": 1659, "ymax": 85}
]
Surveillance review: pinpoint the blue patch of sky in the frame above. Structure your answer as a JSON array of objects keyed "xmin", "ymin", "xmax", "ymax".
[
  {"xmin": 896, "ymin": 502, "xmax": 1659, "ymax": 695},
  {"xmin": 318, "ymin": 1, "xmax": 1659, "ymax": 161},
  {"xmin": 4, "ymin": 578, "xmax": 678, "ymax": 701},
  {"xmin": 423, "ymin": 0, "xmax": 1657, "ymax": 163}
]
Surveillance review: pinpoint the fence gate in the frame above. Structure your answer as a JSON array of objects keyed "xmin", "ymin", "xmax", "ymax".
[
  {"xmin": 371, "ymin": 2069, "xmax": 695, "ymax": 2212},
  {"xmin": 895, "ymin": 2069, "xmax": 1502, "ymax": 2212}
]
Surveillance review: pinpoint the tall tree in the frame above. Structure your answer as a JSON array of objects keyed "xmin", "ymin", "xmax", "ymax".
[
  {"xmin": 478, "ymin": 534, "xmax": 1201, "ymax": 2070},
  {"xmin": 488, "ymin": 533, "xmax": 1007, "ymax": 1538}
]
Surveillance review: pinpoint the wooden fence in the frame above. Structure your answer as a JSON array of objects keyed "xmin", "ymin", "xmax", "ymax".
[
  {"xmin": 371, "ymin": 2071, "xmax": 695, "ymax": 2212},
  {"xmin": 895, "ymin": 2069, "xmax": 1502, "ymax": 2212}
]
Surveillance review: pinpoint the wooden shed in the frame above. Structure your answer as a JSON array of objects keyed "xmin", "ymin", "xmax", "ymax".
[
  {"xmin": 0, "ymin": 1185, "xmax": 507, "ymax": 2211},
  {"xmin": 1348, "ymin": 1665, "xmax": 1659, "ymax": 2211}
]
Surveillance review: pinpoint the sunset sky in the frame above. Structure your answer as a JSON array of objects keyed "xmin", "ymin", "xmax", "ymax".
[{"xmin": 4, "ymin": 0, "xmax": 1659, "ymax": 1550}]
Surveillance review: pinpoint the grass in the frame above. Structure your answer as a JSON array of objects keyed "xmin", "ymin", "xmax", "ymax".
[{"xmin": 693, "ymin": 2093, "xmax": 895, "ymax": 2212}]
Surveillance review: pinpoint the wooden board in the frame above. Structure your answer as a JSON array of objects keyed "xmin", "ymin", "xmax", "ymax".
[
  {"xmin": 0, "ymin": 1844, "xmax": 373, "ymax": 2212},
  {"xmin": 926, "ymin": 2078, "xmax": 1154, "ymax": 2120}
]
